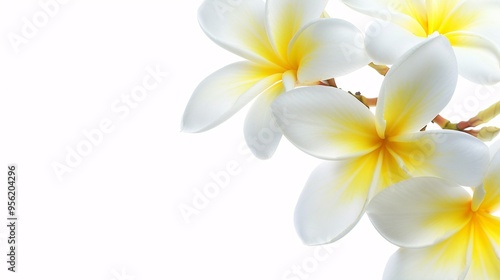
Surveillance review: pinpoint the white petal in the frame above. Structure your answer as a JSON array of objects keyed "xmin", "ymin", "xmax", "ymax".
[
  {"xmin": 198, "ymin": 0, "xmax": 281, "ymax": 66},
  {"xmin": 376, "ymin": 36, "xmax": 458, "ymax": 137},
  {"xmin": 265, "ymin": 0, "xmax": 327, "ymax": 59},
  {"xmin": 364, "ymin": 21, "xmax": 425, "ymax": 65},
  {"xmin": 445, "ymin": 0, "xmax": 500, "ymax": 48},
  {"xmin": 182, "ymin": 62, "xmax": 281, "ymax": 132},
  {"xmin": 450, "ymin": 32, "xmax": 500, "ymax": 85},
  {"xmin": 392, "ymin": 130, "xmax": 490, "ymax": 187},
  {"xmin": 295, "ymin": 153, "xmax": 382, "ymax": 245},
  {"xmin": 463, "ymin": 0, "xmax": 500, "ymax": 50},
  {"xmin": 367, "ymin": 177, "xmax": 472, "ymax": 248},
  {"xmin": 342, "ymin": 0, "xmax": 428, "ymax": 36},
  {"xmin": 384, "ymin": 236, "xmax": 470, "ymax": 280},
  {"xmin": 244, "ymin": 82, "xmax": 284, "ymax": 159},
  {"xmin": 271, "ymin": 86, "xmax": 380, "ymax": 160},
  {"xmin": 288, "ymin": 19, "xmax": 370, "ymax": 83},
  {"xmin": 480, "ymin": 148, "xmax": 500, "ymax": 211}
]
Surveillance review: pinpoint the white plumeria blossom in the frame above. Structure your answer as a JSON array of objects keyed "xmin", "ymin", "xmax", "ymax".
[
  {"xmin": 342, "ymin": 0, "xmax": 500, "ymax": 85},
  {"xmin": 367, "ymin": 147, "xmax": 500, "ymax": 279},
  {"xmin": 271, "ymin": 36, "xmax": 490, "ymax": 245},
  {"xmin": 182, "ymin": 0, "xmax": 369, "ymax": 159}
]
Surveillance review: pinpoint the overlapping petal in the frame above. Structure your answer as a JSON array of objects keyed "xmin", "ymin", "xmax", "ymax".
[
  {"xmin": 376, "ymin": 36, "xmax": 457, "ymax": 137},
  {"xmin": 480, "ymin": 149, "xmax": 500, "ymax": 211},
  {"xmin": 289, "ymin": 19, "xmax": 370, "ymax": 83},
  {"xmin": 265, "ymin": 0, "xmax": 327, "ymax": 60},
  {"xmin": 344, "ymin": 0, "xmax": 500, "ymax": 84},
  {"xmin": 467, "ymin": 1, "xmax": 500, "ymax": 49},
  {"xmin": 198, "ymin": 0, "xmax": 284, "ymax": 66},
  {"xmin": 271, "ymin": 86, "xmax": 380, "ymax": 160},
  {"xmin": 476, "ymin": 214, "xmax": 500, "ymax": 259},
  {"xmin": 182, "ymin": 62, "xmax": 282, "ymax": 132},
  {"xmin": 391, "ymin": 130, "xmax": 490, "ymax": 187},
  {"xmin": 367, "ymin": 177, "xmax": 472, "ymax": 248},
  {"xmin": 341, "ymin": 0, "xmax": 428, "ymax": 36},
  {"xmin": 295, "ymin": 153, "xmax": 382, "ymax": 245},
  {"xmin": 383, "ymin": 229, "xmax": 471, "ymax": 280},
  {"xmin": 467, "ymin": 214, "xmax": 500, "ymax": 279},
  {"xmin": 244, "ymin": 82, "xmax": 284, "ymax": 159},
  {"xmin": 450, "ymin": 32, "xmax": 500, "ymax": 85},
  {"xmin": 364, "ymin": 21, "xmax": 425, "ymax": 65}
]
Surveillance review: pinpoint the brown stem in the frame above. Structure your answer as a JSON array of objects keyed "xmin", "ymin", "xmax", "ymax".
[
  {"xmin": 432, "ymin": 115, "xmax": 450, "ymax": 128},
  {"xmin": 327, "ymin": 78, "xmax": 337, "ymax": 88},
  {"xmin": 364, "ymin": 97, "xmax": 378, "ymax": 107}
]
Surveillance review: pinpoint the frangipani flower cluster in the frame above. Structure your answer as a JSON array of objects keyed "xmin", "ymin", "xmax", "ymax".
[
  {"xmin": 367, "ymin": 147, "xmax": 500, "ymax": 279},
  {"xmin": 182, "ymin": 0, "xmax": 368, "ymax": 159},
  {"xmin": 343, "ymin": 0, "xmax": 500, "ymax": 85},
  {"xmin": 183, "ymin": 0, "xmax": 500, "ymax": 278},
  {"xmin": 272, "ymin": 36, "xmax": 490, "ymax": 245}
]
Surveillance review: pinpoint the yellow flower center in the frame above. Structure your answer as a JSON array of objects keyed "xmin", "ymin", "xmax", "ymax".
[{"xmin": 406, "ymin": 1, "xmax": 480, "ymax": 45}]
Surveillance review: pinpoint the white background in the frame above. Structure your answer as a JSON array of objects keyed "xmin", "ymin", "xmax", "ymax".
[{"xmin": 1, "ymin": 1, "xmax": 499, "ymax": 279}]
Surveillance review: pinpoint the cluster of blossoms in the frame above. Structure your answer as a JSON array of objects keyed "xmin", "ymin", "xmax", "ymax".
[{"xmin": 182, "ymin": 0, "xmax": 500, "ymax": 278}]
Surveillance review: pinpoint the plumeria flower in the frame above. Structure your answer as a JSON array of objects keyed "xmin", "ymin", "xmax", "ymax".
[
  {"xmin": 342, "ymin": 0, "xmax": 500, "ymax": 84},
  {"xmin": 367, "ymin": 147, "xmax": 500, "ymax": 279},
  {"xmin": 271, "ymin": 36, "xmax": 490, "ymax": 245},
  {"xmin": 182, "ymin": 0, "xmax": 369, "ymax": 159}
]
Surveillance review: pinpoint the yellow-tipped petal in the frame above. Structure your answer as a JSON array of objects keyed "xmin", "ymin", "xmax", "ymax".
[
  {"xmin": 265, "ymin": 0, "xmax": 327, "ymax": 60},
  {"xmin": 376, "ymin": 36, "xmax": 458, "ymax": 137},
  {"xmin": 295, "ymin": 152, "xmax": 382, "ymax": 245},
  {"xmin": 182, "ymin": 62, "xmax": 282, "ymax": 133},
  {"xmin": 198, "ymin": 0, "xmax": 281, "ymax": 66},
  {"xmin": 271, "ymin": 86, "xmax": 380, "ymax": 160},
  {"xmin": 392, "ymin": 130, "xmax": 490, "ymax": 187},
  {"xmin": 383, "ymin": 227, "xmax": 471, "ymax": 280},
  {"xmin": 368, "ymin": 177, "xmax": 472, "ymax": 248},
  {"xmin": 289, "ymin": 19, "xmax": 370, "ymax": 83}
]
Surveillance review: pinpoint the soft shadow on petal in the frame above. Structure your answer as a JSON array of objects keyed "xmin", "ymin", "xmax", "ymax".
[
  {"xmin": 295, "ymin": 152, "xmax": 381, "ymax": 245},
  {"xmin": 271, "ymin": 86, "xmax": 380, "ymax": 160},
  {"xmin": 367, "ymin": 177, "xmax": 472, "ymax": 248},
  {"xmin": 391, "ymin": 130, "xmax": 490, "ymax": 187},
  {"xmin": 376, "ymin": 36, "xmax": 458, "ymax": 137},
  {"xmin": 182, "ymin": 62, "xmax": 281, "ymax": 133},
  {"xmin": 289, "ymin": 19, "xmax": 370, "ymax": 83},
  {"xmin": 244, "ymin": 82, "xmax": 284, "ymax": 159}
]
